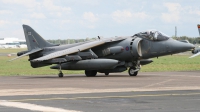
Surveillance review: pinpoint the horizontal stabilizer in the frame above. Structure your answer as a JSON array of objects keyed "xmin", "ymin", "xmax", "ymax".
[
  {"xmin": 9, "ymin": 48, "xmax": 42, "ymax": 61},
  {"xmin": 189, "ymin": 52, "xmax": 200, "ymax": 58}
]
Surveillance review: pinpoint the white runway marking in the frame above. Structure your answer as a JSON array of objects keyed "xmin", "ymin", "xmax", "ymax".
[
  {"xmin": 143, "ymin": 79, "xmax": 174, "ymax": 88},
  {"xmin": 0, "ymin": 100, "xmax": 80, "ymax": 112}
]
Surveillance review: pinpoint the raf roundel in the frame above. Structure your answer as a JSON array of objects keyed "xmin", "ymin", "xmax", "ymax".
[{"xmin": 126, "ymin": 46, "xmax": 129, "ymax": 51}]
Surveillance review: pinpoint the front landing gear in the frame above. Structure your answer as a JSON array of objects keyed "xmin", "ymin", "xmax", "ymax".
[{"xmin": 128, "ymin": 67, "xmax": 138, "ymax": 76}]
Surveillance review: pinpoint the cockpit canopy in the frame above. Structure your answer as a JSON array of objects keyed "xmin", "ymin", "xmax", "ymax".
[{"xmin": 136, "ymin": 30, "xmax": 170, "ymax": 41}]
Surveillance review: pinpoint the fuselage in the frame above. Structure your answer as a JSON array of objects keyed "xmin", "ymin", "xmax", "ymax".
[
  {"xmin": 15, "ymin": 24, "xmax": 196, "ymax": 77},
  {"xmin": 32, "ymin": 36, "xmax": 194, "ymax": 62}
]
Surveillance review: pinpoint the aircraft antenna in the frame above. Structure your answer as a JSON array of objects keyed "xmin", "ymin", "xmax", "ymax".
[
  {"xmin": 98, "ymin": 36, "xmax": 101, "ymax": 40},
  {"xmin": 175, "ymin": 26, "xmax": 177, "ymax": 38}
]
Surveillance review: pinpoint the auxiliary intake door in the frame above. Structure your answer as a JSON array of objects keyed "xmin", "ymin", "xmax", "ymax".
[{"xmin": 130, "ymin": 37, "xmax": 142, "ymax": 57}]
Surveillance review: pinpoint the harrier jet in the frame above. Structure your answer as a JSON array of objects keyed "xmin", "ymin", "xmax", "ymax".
[
  {"xmin": 10, "ymin": 25, "xmax": 194, "ymax": 77},
  {"xmin": 189, "ymin": 24, "xmax": 200, "ymax": 58}
]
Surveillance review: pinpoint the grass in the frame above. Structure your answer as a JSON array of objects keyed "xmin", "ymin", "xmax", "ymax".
[
  {"xmin": 0, "ymin": 48, "xmax": 27, "ymax": 53},
  {"xmin": 141, "ymin": 55, "xmax": 200, "ymax": 72},
  {"xmin": 0, "ymin": 49, "xmax": 200, "ymax": 76},
  {"xmin": 1, "ymin": 56, "xmax": 85, "ymax": 76}
]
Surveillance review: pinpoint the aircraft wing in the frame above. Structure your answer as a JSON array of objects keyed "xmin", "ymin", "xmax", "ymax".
[
  {"xmin": 189, "ymin": 52, "xmax": 200, "ymax": 58},
  {"xmin": 31, "ymin": 39, "xmax": 105, "ymax": 62},
  {"xmin": 31, "ymin": 37, "xmax": 128, "ymax": 62},
  {"xmin": 9, "ymin": 48, "xmax": 42, "ymax": 61},
  {"xmin": 104, "ymin": 36, "xmax": 129, "ymax": 43}
]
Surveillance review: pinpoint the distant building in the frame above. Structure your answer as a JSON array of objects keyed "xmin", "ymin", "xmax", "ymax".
[{"xmin": 0, "ymin": 37, "xmax": 27, "ymax": 48}]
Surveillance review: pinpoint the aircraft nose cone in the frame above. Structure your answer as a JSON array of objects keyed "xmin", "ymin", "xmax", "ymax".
[
  {"xmin": 180, "ymin": 43, "xmax": 195, "ymax": 50},
  {"xmin": 187, "ymin": 43, "xmax": 195, "ymax": 49},
  {"xmin": 170, "ymin": 40, "xmax": 195, "ymax": 53},
  {"xmin": 180, "ymin": 43, "xmax": 194, "ymax": 50}
]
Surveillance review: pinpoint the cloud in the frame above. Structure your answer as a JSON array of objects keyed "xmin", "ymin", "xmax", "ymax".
[
  {"xmin": 21, "ymin": 19, "xmax": 31, "ymax": 25},
  {"xmin": 77, "ymin": 0, "xmax": 99, "ymax": 6},
  {"xmin": 0, "ymin": 20, "xmax": 10, "ymax": 26},
  {"xmin": 164, "ymin": 3, "xmax": 181, "ymax": 12},
  {"xmin": 161, "ymin": 3, "xmax": 181, "ymax": 23},
  {"xmin": 133, "ymin": 12, "xmax": 148, "ymax": 20},
  {"xmin": 56, "ymin": 12, "xmax": 62, "ymax": 17},
  {"xmin": 42, "ymin": 0, "xmax": 71, "ymax": 18},
  {"xmin": 112, "ymin": 10, "xmax": 149, "ymax": 23},
  {"xmin": 161, "ymin": 13, "xmax": 180, "ymax": 23},
  {"xmin": 83, "ymin": 12, "xmax": 98, "ymax": 23},
  {"xmin": 1, "ymin": 0, "xmax": 39, "ymax": 8},
  {"xmin": 0, "ymin": 10, "xmax": 13, "ymax": 15},
  {"xmin": 80, "ymin": 12, "xmax": 99, "ymax": 29},
  {"xmin": 31, "ymin": 12, "xmax": 46, "ymax": 19},
  {"xmin": 80, "ymin": 21, "xmax": 95, "ymax": 29},
  {"xmin": 43, "ymin": 0, "xmax": 71, "ymax": 12},
  {"xmin": 189, "ymin": 10, "xmax": 200, "ymax": 16},
  {"xmin": 112, "ymin": 10, "xmax": 132, "ymax": 23},
  {"xmin": 12, "ymin": 29, "xmax": 25, "ymax": 39},
  {"xmin": 0, "ymin": 29, "xmax": 25, "ymax": 39},
  {"xmin": 61, "ymin": 20, "xmax": 71, "ymax": 24}
]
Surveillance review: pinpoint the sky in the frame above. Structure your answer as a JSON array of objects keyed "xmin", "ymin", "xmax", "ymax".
[{"xmin": 0, "ymin": 0, "xmax": 200, "ymax": 39}]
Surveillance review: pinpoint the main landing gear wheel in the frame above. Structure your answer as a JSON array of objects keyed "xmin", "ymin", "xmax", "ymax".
[
  {"xmin": 128, "ymin": 67, "xmax": 138, "ymax": 76},
  {"xmin": 105, "ymin": 72, "xmax": 109, "ymax": 76},
  {"xmin": 85, "ymin": 70, "xmax": 97, "ymax": 77}
]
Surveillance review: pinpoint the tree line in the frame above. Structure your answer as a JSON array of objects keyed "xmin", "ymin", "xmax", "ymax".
[{"xmin": 172, "ymin": 36, "xmax": 200, "ymax": 44}]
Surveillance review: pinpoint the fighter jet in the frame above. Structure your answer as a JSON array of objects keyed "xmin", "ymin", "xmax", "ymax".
[
  {"xmin": 189, "ymin": 24, "xmax": 200, "ymax": 58},
  {"xmin": 10, "ymin": 25, "xmax": 194, "ymax": 77}
]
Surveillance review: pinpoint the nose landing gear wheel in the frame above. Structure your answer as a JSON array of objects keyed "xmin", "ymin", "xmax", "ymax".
[
  {"xmin": 128, "ymin": 67, "xmax": 138, "ymax": 76},
  {"xmin": 85, "ymin": 70, "xmax": 97, "ymax": 77}
]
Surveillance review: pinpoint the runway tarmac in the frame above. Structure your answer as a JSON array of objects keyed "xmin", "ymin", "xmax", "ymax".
[{"xmin": 0, "ymin": 71, "xmax": 200, "ymax": 112}]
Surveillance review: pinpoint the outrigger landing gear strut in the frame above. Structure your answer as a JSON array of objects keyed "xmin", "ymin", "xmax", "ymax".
[{"xmin": 58, "ymin": 63, "xmax": 63, "ymax": 77}]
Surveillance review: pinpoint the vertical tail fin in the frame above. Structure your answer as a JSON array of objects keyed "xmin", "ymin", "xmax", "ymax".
[
  {"xmin": 197, "ymin": 24, "xmax": 200, "ymax": 36},
  {"xmin": 23, "ymin": 25, "xmax": 57, "ymax": 51}
]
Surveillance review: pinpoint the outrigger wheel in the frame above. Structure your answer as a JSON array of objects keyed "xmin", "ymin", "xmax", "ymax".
[
  {"xmin": 128, "ymin": 67, "xmax": 138, "ymax": 76},
  {"xmin": 58, "ymin": 63, "xmax": 63, "ymax": 77},
  {"xmin": 58, "ymin": 72, "xmax": 63, "ymax": 77}
]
